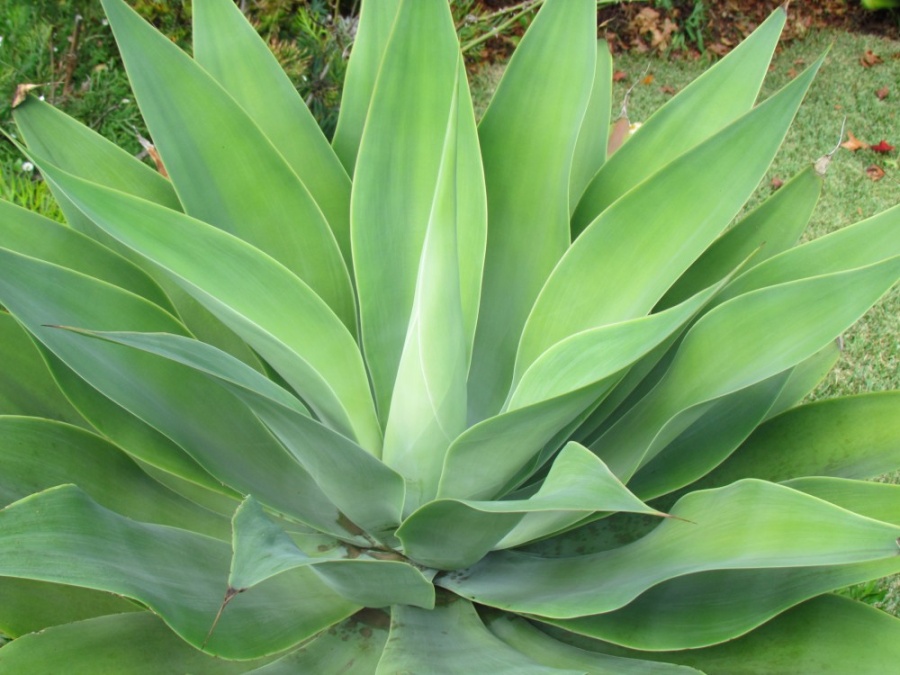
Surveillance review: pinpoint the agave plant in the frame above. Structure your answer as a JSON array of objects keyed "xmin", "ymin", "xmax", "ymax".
[{"xmin": 1, "ymin": 0, "xmax": 899, "ymax": 671}]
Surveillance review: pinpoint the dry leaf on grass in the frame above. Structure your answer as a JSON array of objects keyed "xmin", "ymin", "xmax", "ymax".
[
  {"xmin": 865, "ymin": 164, "xmax": 885, "ymax": 181},
  {"xmin": 875, "ymin": 87, "xmax": 889, "ymax": 100},
  {"xmin": 860, "ymin": 50, "xmax": 883, "ymax": 67},
  {"xmin": 870, "ymin": 140, "xmax": 895, "ymax": 153},
  {"xmin": 841, "ymin": 131, "xmax": 869, "ymax": 152}
]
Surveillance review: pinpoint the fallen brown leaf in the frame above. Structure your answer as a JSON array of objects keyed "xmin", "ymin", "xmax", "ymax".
[
  {"xmin": 11, "ymin": 83, "xmax": 41, "ymax": 108},
  {"xmin": 865, "ymin": 164, "xmax": 885, "ymax": 181},
  {"xmin": 770, "ymin": 177, "xmax": 784, "ymax": 190},
  {"xmin": 642, "ymin": 73, "xmax": 655, "ymax": 85},
  {"xmin": 860, "ymin": 50, "xmax": 883, "ymax": 67},
  {"xmin": 841, "ymin": 131, "xmax": 868, "ymax": 152},
  {"xmin": 613, "ymin": 70, "xmax": 628, "ymax": 82},
  {"xmin": 875, "ymin": 87, "xmax": 889, "ymax": 100},
  {"xmin": 660, "ymin": 84, "xmax": 677, "ymax": 96}
]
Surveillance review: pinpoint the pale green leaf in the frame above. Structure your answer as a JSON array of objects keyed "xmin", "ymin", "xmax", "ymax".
[
  {"xmin": 69, "ymin": 329, "xmax": 406, "ymax": 536},
  {"xmin": 32, "ymin": 160, "xmax": 381, "ymax": 452},
  {"xmin": 375, "ymin": 598, "xmax": 581, "ymax": 675},
  {"xmin": 557, "ymin": 595, "xmax": 900, "ymax": 674},
  {"xmin": 467, "ymin": 0, "xmax": 597, "ymax": 421},
  {"xmin": 100, "ymin": 0, "xmax": 355, "ymax": 328},
  {"xmin": 398, "ymin": 443, "xmax": 663, "ymax": 570},
  {"xmin": 487, "ymin": 614, "xmax": 704, "ymax": 674},
  {"xmin": 438, "ymin": 480, "xmax": 900, "ymax": 618},
  {"xmin": 0, "ymin": 486, "xmax": 357, "ymax": 659},
  {"xmin": 698, "ymin": 392, "xmax": 900, "ymax": 488},
  {"xmin": 571, "ymin": 7, "xmax": 786, "ymax": 232},
  {"xmin": 352, "ymin": 0, "xmax": 471, "ymax": 421},
  {"xmin": 192, "ymin": 0, "xmax": 354, "ymax": 268},
  {"xmin": 0, "ymin": 579, "xmax": 138, "ymax": 639},
  {"xmin": 331, "ymin": 0, "xmax": 401, "ymax": 172},
  {"xmin": 0, "ymin": 416, "xmax": 230, "ymax": 539},
  {"xmin": 0, "ymin": 612, "xmax": 278, "ymax": 673},
  {"xmin": 592, "ymin": 258, "xmax": 900, "ymax": 480},
  {"xmin": 658, "ymin": 162, "xmax": 823, "ymax": 310},
  {"xmin": 246, "ymin": 611, "xmax": 390, "ymax": 674},
  {"xmin": 518, "ymin": 59, "xmax": 822, "ymax": 374},
  {"xmin": 229, "ymin": 497, "xmax": 434, "ymax": 609}
]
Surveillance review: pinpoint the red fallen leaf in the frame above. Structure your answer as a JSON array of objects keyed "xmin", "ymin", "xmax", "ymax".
[
  {"xmin": 870, "ymin": 140, "xmax": 895, "ymax": 153},
  {"xmin": 770, "ymin": 177, "xmax": 784, "ymax": 190},
  {"xmin": 865, "ymin": 165, "xmax": 885, "ymax": 181},
  {"xmin": 613, "ymin": 70, "xmax": 628, "ymax": 82},
  {"xmin": 841, "ymin": 131, "xmax": 869, "ymax": 152},
  {"xmin": 860, "ymin": 50, "xmax": 883, "ymax": 67},
  {"xmin": 875, "ymin": 87, "xmax": 889, "ymax": 100}
]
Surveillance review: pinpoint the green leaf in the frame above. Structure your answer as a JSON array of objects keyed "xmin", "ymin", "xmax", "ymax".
[
  {"xmin": 569, "ymin": 40, "xmax": 614, "ymax": 212},
  {"xmin": 627, "ymin": 370, "xmax": 790, "ymax": 500},
  {"xmin": 229, "ymin": 497, "xmax": 434, "ymax": 609},
  {"xmin": 0, "ymin": 416, "xmax": 230, "ymax": 539},
  {"xmin": 352, "ymin": 0, "xmax": 479, "ymax": 422},
  {"xmin": 555, "ymin": 595, "xmax": 900, "ymax": 674},
  {"xmin": 0, "ymin": 612, "xmax": 279, "ymax": 673},
  {"xmin": 0, "ymin": 312, "xmax": 84, "ymax": 425},
  {"xmin": 245, "ymin": 611, "xmax": 390, "ymax": 674},
  {"xmin": 331, "ymin": 0, "xmax": 401, "ymax": 172},
  {"xmin": 398, "ymin": 443, "xmax": 663, "ymax": 570},
  {"xmin": 716, "ymin": 201, "xmax": 900, "ymax": 305},
  {"xmin": 438, "ymin": 480, "xmax": 900, "ymax": 618},
  {"xmin": 382, "ymin": 60, "xmax": 483, "ymax": 512},
  {"xmin": 0, "ymin": 486, "xmax": 357, "ymax": 659},
  {"xmin": 100, "ymin": 0, "xmax": 355, "ymax": 329},
  {"xmin": 658, "ymin": 162, "xmax": 823, "ymax": 310},
  {"xmin": 518, "ymin": 58, "xmax": 822, "ymax": 374},
  {"xmin": 0, "ymin": 578, "xmax": 138, "ymax": 639},
  {"xmin": 192, "ymin": 0, "xmax": 354, "ymax": 269},
  {"xmin": 32, "ymin": 161, "xmax": 381, "ymax": 453},
  {"xmin": 487, "ymin": 614, "xmax": 703, "ymax": 674},
  {"xmin": 592, "ymin": 258, "xmax": 900, "ymax": 480},
  {"xmin": 571, "ymin": 6, "xmax": 786, "ymax": 233},
  {"xmin": 439, "ymin": 288, "xmax": 717, "ymax": 502},
  {"xmin": 0, "ymin": 196, "xmax": 171, "ymax": 310},
  {"xmin": 375, "ymin": 597, "xmax": 580, "ymax": 675},
  {"xmin": 697, "ymin": 392, "xmax": 900, "ymax": 488},
  {"xmin": 0, "ymin": 250, "xmax": 344, "ymax": 533},
  {"xmin": 69, "ymin": 329, "xmax": 406, "ymax": 536},
  {"xmin": 467, "ymin": 0, "xmax": 597, "ymax": 421}
]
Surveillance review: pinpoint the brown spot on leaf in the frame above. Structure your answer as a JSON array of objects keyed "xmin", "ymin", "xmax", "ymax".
[{"xmin": 12, "ymin": 83, "xmax": 41, "ymax": 108}]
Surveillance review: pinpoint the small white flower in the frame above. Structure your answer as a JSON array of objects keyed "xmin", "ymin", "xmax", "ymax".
[
  {"xmin": 0, "ymin": 36, "xmax": 4, "ymax": 46},
  {"xmin": 21, "ymin": 162, "xmax": 34, "ymax": 173},
  {"xmin": 38, "ymin": 95, "xmax": 45, "ymax": 101},
  {"xmin": 122, "ymin": 98, "xmax": 130, "ymax": 104},
  {"xmin": 102, "ymin": 18, "xmax": 108, "ymax": 26}
]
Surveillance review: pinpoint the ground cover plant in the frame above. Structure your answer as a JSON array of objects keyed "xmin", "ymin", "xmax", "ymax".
[{"xmin": 1, "ymin": 0, "xmax": 900, "ymax": 672}]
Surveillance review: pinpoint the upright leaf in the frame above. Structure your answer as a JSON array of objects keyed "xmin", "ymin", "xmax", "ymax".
[{"xmin": 467, "ymin": 0, "xmax": 596, "ymax": 421}]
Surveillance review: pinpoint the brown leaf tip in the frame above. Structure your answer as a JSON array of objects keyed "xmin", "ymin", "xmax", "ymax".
[{"xmin": 11, "ymin": 83, "xmax": 41, "ymax": 109}]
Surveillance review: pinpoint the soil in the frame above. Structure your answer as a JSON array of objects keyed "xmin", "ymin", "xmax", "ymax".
[{"xmin": 474, "ymin": 1, "xmax": 899, "ymax": 62}]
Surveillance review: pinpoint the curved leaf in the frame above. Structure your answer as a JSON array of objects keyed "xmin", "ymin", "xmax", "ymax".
[
  {"xmin": 192, "ymin": 0, "xmax": 354, "ymax": 268},
  {"xmin": 518, "ymin": 58, "xmax": 822, "ymax": 374},
  {"xmin": 375, "ymin": 598, "xmax": 579, "ymax": 675},
  {"xmin": 438, "ymin": 480, "xmax": 900, "ymax": 618},
  {"xmin": 0, "ymin": 486, "xmax": 357, "ymax": 659},
  {"xmin": 571, "ymin": 6, "xmax": 786, "ymax": 232},
  {"xmin": 32, "ymin": 161, "xmax": 381, "ymax": 453},
  {"xmin": 100, "ymin": 0, "xmax": 355, "ymax": 328},
  {"xmin": 0, "ymin": 612, "xmax": 277, "ymax": 674}
]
